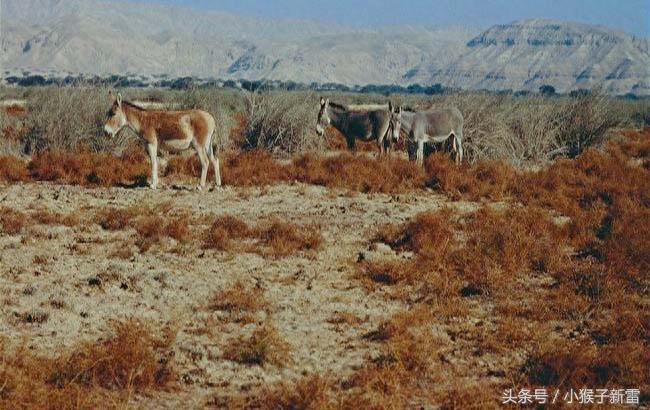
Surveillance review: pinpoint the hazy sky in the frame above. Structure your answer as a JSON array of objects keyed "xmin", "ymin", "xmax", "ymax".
[{"xmin": 132, "ymin": 0, "xmax": 649, "ymax": 37}]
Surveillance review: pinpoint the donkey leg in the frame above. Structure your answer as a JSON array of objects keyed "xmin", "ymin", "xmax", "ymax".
[
  {"xmin": 457, "ymin": 136, "xmax": 464, "ymax": 164},
  {"xmin": 417, "ymin": 140, "xmax": 425, "ymax": 167},
  {"xmin": 207, "ymin": 140, "xmax": 222, "ymax": 188},
  {"xmin": 449, "ymin": 134, "xmax": 459, "ymax": 165},
  {"xmin": 193, "ymin": 142, "xmax": 209, "ymax": 191},
  {"xmin": 146, "ymin": 141, "xmax": 159, "ymax": 189}
]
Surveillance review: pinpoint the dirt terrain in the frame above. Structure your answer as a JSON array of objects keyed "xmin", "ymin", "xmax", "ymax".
[{"xmin": 0, "ymin": 179, "xmax": 493, "ymax": 407}]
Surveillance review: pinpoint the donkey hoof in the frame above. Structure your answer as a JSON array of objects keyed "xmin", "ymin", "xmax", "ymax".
[{"xmin": 149, "ymin": 184, "xmax": 158, "ymax": 190}]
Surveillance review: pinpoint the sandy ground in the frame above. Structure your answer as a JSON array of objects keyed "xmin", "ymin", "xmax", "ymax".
[{"xmin": 0, "ymin": 180, "xmax": 497, "ymax": 407}]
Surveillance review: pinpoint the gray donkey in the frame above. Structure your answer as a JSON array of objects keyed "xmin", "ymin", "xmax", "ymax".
[
  {"xmin": 390, "ymin": 106, "xmax": 464, "ymax": 166},
  {"xmin": 316, "ymin": 98, "xmax": 400, "ymax": 155}
]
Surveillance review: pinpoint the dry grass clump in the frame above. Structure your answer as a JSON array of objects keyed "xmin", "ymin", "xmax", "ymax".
[
  {"xmin": 222, "ymin": 150, "xmax": 295, "ymax": 186},
  {"xmin": 203, "ymin": 214, "xmax": 253, "ymax": 251},
  {"xmin": 242, "ymin": 91, "xmax": 323, "ymax": 154},
  {"xmin": 163, "ymin": 214, "xmax": 192, "ymax": 244},
  {"xmin": 341, "ymin": 308, "xmax": 441, "ymax": 408},
  {"xmin": 203, "ymin": 215, "xmax": 322, "ymax": 258},
  {"xmin": 0, "ymin": 320, "xmax": 176, "ymax": 409},
  {"xmin": 217, "ymin": 374, "xmax": 333, "ymax": 409},
  {"xmin": 523, "ymin": 339, "xmax": 649, "ymax": 389},
  {"xmin": 208, "ymin": 281, "xmax": 268, "ymax": 324},
  {"xmin": 28, "ymin": 148, "xmax": 149, "ymax": 187},
  {"xmin": 364, "ymin": 205, "xmax": 567, "ymax": 297},
  {"xmin": 95, "ymin": 207, "xmax": 135, "ymax": 231},
  {"xmin": 46, "ymin": 320, "xmax": 176, "ymax": 391},
  {"xmin": 223, "ymin": 324, "xmax": 290, "ymax": 367},
  {"xmin": 32, "ymin": 209, "xmax": 80, "ymax": 227},
  {"xmin": 294, "ymin": 153, "xmax": 425, "ymax": 193},
  {"xmin": 256, "ymin": 220, "xmax": 323, "ymax": 258},
  {"xmin": 242, "ymin": 375, "xmax": 332, "ymax": 410},
  {"xmin": 461, "ymin": 206, "xmax": 567, "ymax": 276},
  {"xmin": 135, "ymin": 216, "xmax": 165, "ymax": 252},
  {"xmin": 614, "ymin": 127, "xmax": 650, "ymax": 160},
  {"xmin": 424, "ymin": 153, "xmax": 516, "ymax": 201},
  {"xmin": 0, "ymin": 207, "xmax": 26, "ymax": 235},
  {"xmin": 232, "ymin": 309, "xmax": 441, "ymax": 409},
  {"xmin": 0, "ymin": 155, "xmax": 28, "ymax": 182},
  {"xmin": 171, "ymin": 149, "xmax": 424, "ymax": 193}
]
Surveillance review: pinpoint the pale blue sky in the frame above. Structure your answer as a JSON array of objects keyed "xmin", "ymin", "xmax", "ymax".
[{"xmin": 131, "ymin": 0, "xmax": 649, "ymax": 37}]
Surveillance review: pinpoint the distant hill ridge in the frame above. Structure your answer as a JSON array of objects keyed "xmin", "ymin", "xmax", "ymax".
[{"xmin": 1, "ymin": 1, "xmax": 648, "ymax": 94}]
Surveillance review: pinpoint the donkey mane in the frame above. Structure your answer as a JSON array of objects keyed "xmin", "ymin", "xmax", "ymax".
[
  {"xmin": 328, "ymin": 102, "xmax": 348, "ymax": 111},
  {"xmin": 329, "ymin": 102, "xmax": 390, "ymax": 112},
  {"xmin": 123, "ymin": 100, "xmax": 146, "ymax": 111}
]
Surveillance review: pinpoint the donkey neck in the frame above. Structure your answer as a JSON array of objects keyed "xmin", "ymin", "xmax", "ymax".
[
  {"xmin": 326, "ymin": 105, "xmax": 349, "ymax": 133},
  {"xmin": 122, "ymin": 103, "xmax": 147, "ymax": 134},
  {"xmin": 400, "ymin": 111, "xmax": 416, "ymax": 134}
]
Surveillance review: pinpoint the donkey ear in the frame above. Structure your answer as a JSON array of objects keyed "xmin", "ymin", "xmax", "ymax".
[
  {"xmin": 116, "ymin": 92, "xmax": 123, "ymax": 107},
  {"xmin": 389, "ymin": 101, "xmax": 393, "ymax": 112},
  {"xmin": 325, "ymin": 98, "xmax": 329, "ymax": 106},
  {"xmin": 320, "ymin": 97, "xmax": 325, "ymax": 106}
]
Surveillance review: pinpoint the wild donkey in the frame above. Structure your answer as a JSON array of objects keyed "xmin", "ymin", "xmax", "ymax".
[
  {"xmin": 390, "ymin": 107, "xmax": 464, "ymax": 166},
  {"xmin": 316, "ymin": 98, "xmax": 400, "ymax": 155},
  {"xmin": 103, "ymin": 92, "xmax": 221, "ymax": 190}
]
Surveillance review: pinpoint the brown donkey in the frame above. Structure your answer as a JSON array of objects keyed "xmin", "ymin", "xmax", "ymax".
[{"xmin": 104, "ymin": 92, "xmax": 221, "ymax": 190}]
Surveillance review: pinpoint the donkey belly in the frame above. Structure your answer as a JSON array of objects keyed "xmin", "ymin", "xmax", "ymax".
[
  {"xmin": 162, "ymin": 137, "xmax": 193, "ymax": 152},
  {"xmin": 427, "ymin": 133, "xmax": 452, "ymax": 144}
]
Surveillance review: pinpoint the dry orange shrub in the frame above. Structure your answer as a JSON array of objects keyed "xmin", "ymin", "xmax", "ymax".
[
  {"xmin": 28, "ymin": 147, "xmax": 149, "ymax": 187},
  {"xmin": 222, "ymin": 324, "xmax": 290, "ymax": 367},
  {"xmin": 523, "ymin": 339, "xmax": 649, "ymax": 390},
  {"xmin": 256, "ymin": 219, "xmax": 323, "ymax": 258},
  {"xmin": 163, "ymin": 214, "xmax": 192, "ymax": 243},
  {"xmin": 217, "ymin": 374, "xmax": 332, "ymax": 410},
  {"xmin": 229, "ymin": 111, "xmax": 248, "ymax": 149},
  {"xmin": 424, "ymin": 153, "xmax": 516, "ymax": 201},
  {"xmin": 202, "ymin": 214, "xmax": 323, "ymax": 258},
  {"xmin": 94, "ymin": 207, "xmax": 135, "ymax": 231},
  {"xmin": 165, "ymin": 149, "xmax": 424, "ymax": 193},
  {"xmin": 32, "ymin": 209, "xmax": 80, "ymax": 227},
  {"xmin": 203, "ymin": 214, "xmax": 253, "ymax": 251},
  {"xmin": 0, "ymin": 156, "xmax": 29, "ymax": 182},
  {"xmin": 0, "ymin": 320, "xmax": 176, "ymax": 410},
  {"xmin": 208, "ymin": 281, "xmax": 268, "ymax": 324},
  {"xmin": 0, "ymin": 207, "xmax": 26, "ymax": 235},
  {"xmin": 364, "ymin": 206, "xmax": 567, "ymax": 297},
  {"xmin": 222, "ymin": 150, "xmax": 295, "ymax": 186},
  {"xmin": 293, "ymin": 153, "xmax": 425, "ymax": 193},
  {"xmin": 135, "ymin": 216, "xmax": 165, "ymax": 252}
]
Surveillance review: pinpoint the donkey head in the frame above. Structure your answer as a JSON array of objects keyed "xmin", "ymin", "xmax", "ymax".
[
  {"xmin": 388, "ymin": 102, "xmax": 402, "ymax": 143},
  {"xmin": 104, "ymin": 91, "xmax": 128, "ymax": 136},
  {"xmin": 316, "ymin": 97, "xmax": 331, "ymax": 136}
]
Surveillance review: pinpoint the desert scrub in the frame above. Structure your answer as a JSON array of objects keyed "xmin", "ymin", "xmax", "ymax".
[
  {"xmin": 256, "ymin": 220, "xmax": 323, "ymax": 258},
  {"xmin": 208, "ymin": 281, "xmax": 268, "ymax": 324},
  {"xmin": 242, "ymin": 91, "xmax": 324, "ymax": 155},
  {"xmin": 0, "ymin": 207, "xmax": 26, "ymax": 235},
  {"xmin": 0, "ymin": 155, "xmax": 28, "ymax": 182},
  {"xmin": 0, "ymin": 320, "xmax": 176, "ymax": 409},
  {"xmin": 22, "ymin": 87, "xmax": 132, "ymax": 153},
  {"xmin": 223, "ymin": 324, "xmax": 290, "ymax": 367},
  {"xmin": 28, "ymin": 147, "xmax": 149, "ymax": 187}
]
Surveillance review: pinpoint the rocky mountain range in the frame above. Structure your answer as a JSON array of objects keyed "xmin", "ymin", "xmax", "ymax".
[{"xmin": 1, "ymin": 0, "xmax": 648, "ymax": 94}]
